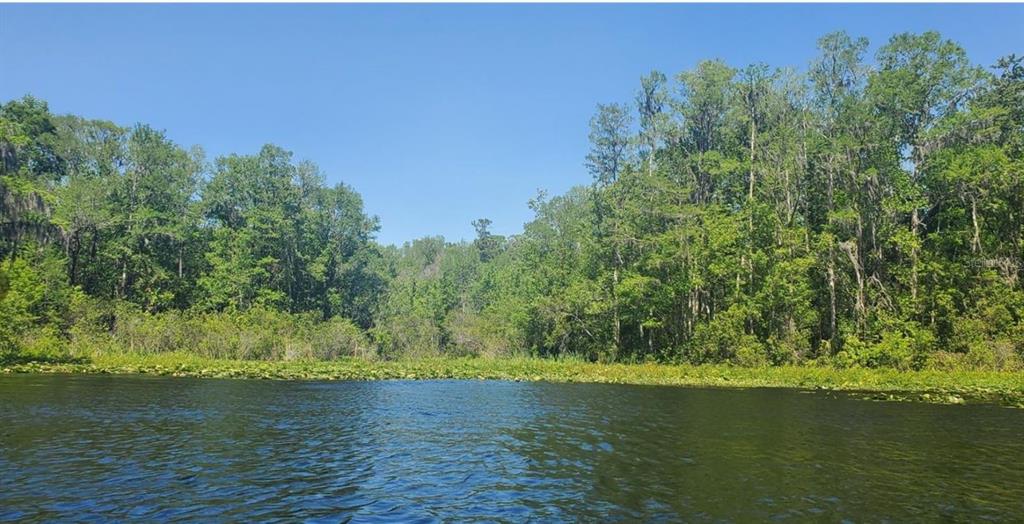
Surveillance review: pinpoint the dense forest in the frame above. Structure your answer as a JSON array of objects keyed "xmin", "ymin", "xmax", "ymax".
[{"xmin": 2, "ymin": 31, "xmax": 1022, "ymax": 370}]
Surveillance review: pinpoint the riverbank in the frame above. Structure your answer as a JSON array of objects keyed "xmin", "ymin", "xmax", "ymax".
[{"xmin": 3, "ymin": 352, "xmax": 1022, "ymax": 407}]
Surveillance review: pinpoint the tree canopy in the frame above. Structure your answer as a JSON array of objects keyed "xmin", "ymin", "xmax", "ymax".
[{"xmin": 2, "ymin": 31, "xmax": 1022, "ymax": 370}]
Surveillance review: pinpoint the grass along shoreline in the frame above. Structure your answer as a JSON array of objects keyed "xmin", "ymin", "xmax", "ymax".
[{"xmin": 3, "ymin": 352, "xmax": 1023, "ymax": 407}]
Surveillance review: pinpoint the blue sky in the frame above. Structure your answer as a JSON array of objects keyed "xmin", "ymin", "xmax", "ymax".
[{"xmin": 2, "ymin": 4, "xmax": 1022, "ymax": 246}]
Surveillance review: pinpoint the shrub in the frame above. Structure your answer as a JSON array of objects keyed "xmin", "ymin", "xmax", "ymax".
[
  {"xmin": 0, "ymin": 257, "xmax": 45, "ymax": 360},
  {"xmin": 17, "ymin": 327, "xmax": 70, "ymax": 362},
  {"xmin": 927, "ymin": 310, "xmax": 1023, "ymax": 371},
  {"xmin": 765, "ymin": 329, "xmax": 811, "ymax": 365},
  {"xmin": 303, "ymin": 317, "xmax": 373, "ymax": 360},
  {"xmin": 734, "ymin": 342, "xmax": 769, "ymax": 367},
  {"xmin": 445, "ymin": 309, "xmax": 515, "ymax": 358},
  {"xmin": 688, "ymin": 304, "xmax": 766, "ymax": 365},
  {"xmin": 837, "ymin": 333, "xmax": 899, "ymax": 369},
  {"xmin": 372, "ymin": 314, "xmax": 442, "ymax": 360},
  {"xmin": 60, "ymin": 305, "xmax": 374, "ymax": 361},
  {"xmin": 965, "ymin": 339, "xmax": 1021, "ymax": 371}
]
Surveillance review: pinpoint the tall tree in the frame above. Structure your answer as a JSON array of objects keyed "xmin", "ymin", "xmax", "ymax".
[{"xmin": 870, "ymin": 31, "xmax": 983, "ymax": 307}]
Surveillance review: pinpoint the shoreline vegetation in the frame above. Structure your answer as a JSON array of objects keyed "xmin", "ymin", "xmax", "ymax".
[
  {"xmin": 4, "ymin": 353, "xmax": 1022, "ymax": 407},
  {"xmin": 3, "ymin": 30, "xmax": 1023, "ymax": 395}
]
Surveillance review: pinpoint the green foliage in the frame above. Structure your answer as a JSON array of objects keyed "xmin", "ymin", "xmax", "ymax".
[
  {"xmin": 0, "ymin": 247, "xmax": 77, "ymax": 360},
  {"xmin": 445, "ymin": 309, "xmax": 517, "ymax": 358},
  {"xmin": 689, "ymin": 304, "xmax": 764, "ymax": 365},
  {"xmin": 67, "ymin": 306, "xmax": 370, "ymax": 362},
  {"xmin": 838, "ymin": 332, "xmax": 916, "ymax": 370},
  {"xmin": 0, "ymin": 257, "xmax": 45, "ymax": 357},
  {"xmin": 2, "ymin": 31, "xmax": 1023, "ymax": 371}
]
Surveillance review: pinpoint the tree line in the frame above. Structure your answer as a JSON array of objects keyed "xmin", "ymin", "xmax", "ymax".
[{"xmin": 2, "ymin": 31, "xmax": 1022, "ymax": 369}]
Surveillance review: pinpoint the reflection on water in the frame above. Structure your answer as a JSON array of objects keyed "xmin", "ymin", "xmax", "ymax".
[{"xmin": 2, "ymin": 375, "xmax": 1022, "ymax": 521}]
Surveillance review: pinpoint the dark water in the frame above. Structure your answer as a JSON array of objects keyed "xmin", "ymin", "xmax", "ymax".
[{"xmin": 2, "ymin": 375, "xmax": 1022, "ymax": 522}]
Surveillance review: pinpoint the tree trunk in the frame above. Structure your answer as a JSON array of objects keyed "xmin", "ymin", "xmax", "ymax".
[
  {"xmin": 648, "ymin": 307, "xmax": 654, "ymax": 355},
  {"xmin": 910, "ymin": 207, "xmax": 920, "ymax": 301},
  {"xmin": 748, "ymin": 120, "xmax": 756, "ymax": 202},
  {"xmin": 971, "ymin": 196, "xmax": 981, "ymax": 254},
  {"xmin": 69, "ymin": 230, "xmax": 80, "ymax": 286},
  {"xmin": 120, "ymin": 259, "xmax": 128, "ymax": 299},
  {"xmin": 841, "ymin": 240, "xmax": 866, "ymax": 331},
  {"xmin": 612, "ymin": 245, "xmax": 621, "ymax": 359},
  {"xmin": 827, "ymin": 255, "xmax": 837, "ymax": 344}
]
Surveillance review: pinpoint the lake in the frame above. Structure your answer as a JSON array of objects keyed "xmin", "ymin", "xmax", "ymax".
[{"xmin": 2, "ymin": 374, "xmax": 1022, "ymax": 522}]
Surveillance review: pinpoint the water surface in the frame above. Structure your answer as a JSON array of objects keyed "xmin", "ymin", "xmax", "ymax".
[{"xmin": 2, "ymin": 375, "xmax": 1022, "ymax": 521}]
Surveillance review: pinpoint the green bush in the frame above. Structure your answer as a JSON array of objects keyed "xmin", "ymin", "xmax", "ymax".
[
  {"xmin": 836, "ymin": 330, "xmax": 921, "ymax": 370},
  {"xmin": 302, "ymin": 317, "xmax": 373, "ymax": 360},
  {"xmin": 966, "ymin": 339, "xmax": 1021, "ymax": 371},
  {"xmin": 764, "ymin": 330, "xmax": 810, "ymax": 366},
  {"xmin": 18, "ymin": 327, "xmax": 70, "ymax": 362},
  {"xmin": 0, "ymin": 257, "xmax": 45, "ymax": 359},
  {"xmin": 445, "ymin": 309, "xmax": 515, "ymax": 358},
  {"xmin": 372, "ymin": 314, "xmax": 442, "ymax": 360},
  {"xmin": 926, "ymin": 308, "xmax": 1023, "ymax": 371},
  {"xmin": 733, "ymin": 342, "xmax": 769, "ymax": 367},
  {"xmin": 688, "ymin": 305, "xmax": 767, "ymax": 365},
  {"xmin": 60, "ymin": 305, "xmax": 374, "ymax": 361}
]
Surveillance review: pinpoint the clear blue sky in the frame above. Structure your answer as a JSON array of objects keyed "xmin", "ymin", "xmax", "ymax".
[{"xmin": 2, "ymin": 4, "xmax": 1021, "ymax": 245}]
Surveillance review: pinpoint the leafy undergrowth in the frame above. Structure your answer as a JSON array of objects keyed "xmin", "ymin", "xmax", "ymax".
[{"xmin": 3, "ymin": 352, "xmax": 1022, "ymax": 407}]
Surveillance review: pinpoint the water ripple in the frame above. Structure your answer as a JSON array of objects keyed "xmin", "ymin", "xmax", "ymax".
[{"xmin": 1, "ymin": 376, "xmax": 1023, "ymax": 521}]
